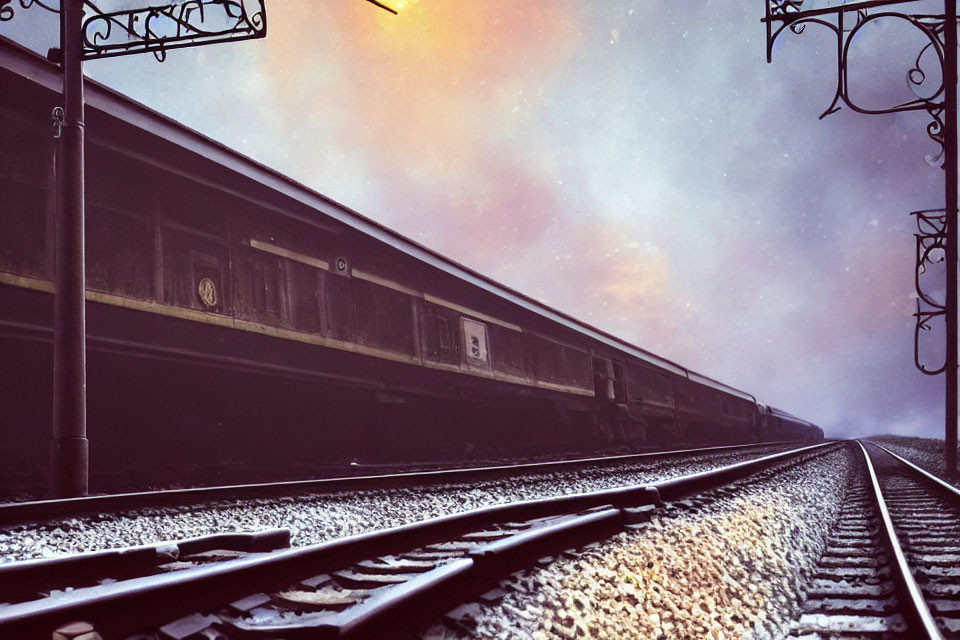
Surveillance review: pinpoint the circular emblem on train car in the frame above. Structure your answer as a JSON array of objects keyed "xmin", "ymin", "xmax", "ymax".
[{"xmin": 197, "ymin": 277, "xmax": 218, "ymax": 309}]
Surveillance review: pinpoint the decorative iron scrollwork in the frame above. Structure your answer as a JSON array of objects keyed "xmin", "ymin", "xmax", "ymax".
[
  {"xmin": 912, "ymin": 208, "xmax": 948, "ymax": 375},
  {"xmin": 766, "ymin": 0, "xmax": 956, "ymax": 377},
  {"xmin": 0, "ymin": 0, "xmax": 60, "ymax": 22},
  {"xmin": 1, "ymin": 1, "xmax": 267, "ymax": 61},
  {"xmin": 80, "ymin": 0, "xmax": 266, "ymax": 62},
  {"xmin": 764, "ymin": 1, "xmax": 951, "ymax": 161}
]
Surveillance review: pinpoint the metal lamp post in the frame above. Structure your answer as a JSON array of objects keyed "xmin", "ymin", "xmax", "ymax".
[
  {"xmin": 0, "ymin": 0, "xmax": 400, "ymax": 497},
  {"xmin": 50, "ymin": 0, "xmax": 87, "ymax": 497},
  {"xmin": 945, "ymin": 0, "xmax": 958, "ymax": 477},
  {"xmin": 1, "ymin": 0, "xmax": 270, "ymax": 497}
]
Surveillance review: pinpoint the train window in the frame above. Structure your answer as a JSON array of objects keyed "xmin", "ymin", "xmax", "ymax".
[
  {"xmin": 85, "ymin": 205, "xmax": 153, "ymax": 299},
  {"xmin": 354, "ymin": 279, "xmax": 415, "ymax": 353},
  {"xmin": 323, "ymin": 270, "xmax": 357, "ymax": 342},
  {"xmin": 0, "ymin": 179, "xmax": 47, "ymax": 278},
  {"xmin": 592, "ymin": 357, "xmax": 611, "ymax": 400},
  {"xmin": 490, "ymin": 324, "xmax": 525, "ymax": 376},
  {"xmin": 264, "ymin": 261, "xmax": 281, "ymax": 315},
  {"xmin": 252, "ymin": 259, "xmax": 282, "ymax": 316},
  {"xmin": 612, "ymin": 362, "xmax": 626, "ymax": 403},
  {"xmin": 289, "ymin": 261, "xmax": 321, "ymax": 333},
  {"xmin": 437, "ymin": 316, "xmax": 452, "ymax": 350},
  {"xmin": 461, "ymin": 317, "xmax": 489, "ymax": 364}
]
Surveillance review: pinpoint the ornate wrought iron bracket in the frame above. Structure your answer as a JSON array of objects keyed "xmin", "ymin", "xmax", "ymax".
[
  {"xmin": 3, "ymin": 0, "xmax": 397, "ymax": 63},
  {"xmin": 80, "ymin": 1, "xmax": 266, "ymax": 62},
  {"xmin": 765, "ymin": 0, "xmax": 957, "ymax": 377},
  {"xmin": 1, "ymin": 1, "xmax": 268, "ymax": 63},
  {"xmin": 913, "ymin": 208, "xmax": 948, "ymax": 374},
  {"xmin": 764, "ymin": 0, "xmax": 951, "ymax": 163},
  {"xmin": 0, "ymin": 0, "xmax": 60, "ymax": 22}
]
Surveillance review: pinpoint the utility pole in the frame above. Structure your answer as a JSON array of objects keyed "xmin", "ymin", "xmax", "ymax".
[
  {"xmin": 2, "ymin": 0, "xmax": 271, "ymax": 497},
  {"xmin": 764, "ymin": 0, "xmax": 959, "ymax": 475},
  {"xmin": 50, "ymin": 0, "xmax": 87, "ymax": 497},
  {"xmin": 945, "ymin": 0, "xmax": 958, "ymax": 477},
  {"xmin": 2, "ymin": 0, "xmax": 398, "ymax": 496}
]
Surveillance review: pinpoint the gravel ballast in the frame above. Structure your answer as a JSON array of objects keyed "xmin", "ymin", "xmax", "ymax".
[
  {"xmin": 869, "ymin": 435, "xmax": 960, "ymax": 489},
  {"xmin": 422, "ymin": 447, "xmax": 852, "ymax": 639},
  {"xmin": 0, "ymin": 446, "xmax": 797, "ymax": 563}
]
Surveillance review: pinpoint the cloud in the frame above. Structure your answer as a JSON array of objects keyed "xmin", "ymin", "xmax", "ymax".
[
  {"xmin": 258, "ymin": 1, "xmax": 580, "ymax": 184},
  {"xmin": 2, "ymin": 2, "xmax": 947, "ymax": 439}
]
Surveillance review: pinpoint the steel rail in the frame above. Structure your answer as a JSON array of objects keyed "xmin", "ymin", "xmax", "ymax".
[
  {"xmin": 229, "ymin": 508, "xmax": 626, "ymax": 639},
  {"xmin": 872, "ymin": 442, "xmax": 960, "ymax": 500},
  {"xmin": 0, "ymin": 440, "xmax": 813, "ymax": 527},
  {"xmin": 857, "ymin": 441, "xmax": 943, "ymax": 639},
  {"xmin": 0, "ymin": 441, "xmax": 838, "ymax": 639},
  {"xmin": 0, "ymin": 529, "xmax": 290, "ymax": 605}
]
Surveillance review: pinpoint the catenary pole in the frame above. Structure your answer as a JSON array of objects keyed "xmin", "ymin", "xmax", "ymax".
[
  {"xmin": 946, "ymin": 0, "xmax": 958, "ymax": 477},
  {"xmin": 50, "ymin": 0, "xmax": 88, "ymax": 497},
  {"xmin": 763, "ymin": 2, "xmax": 958, "ymax": 470}
]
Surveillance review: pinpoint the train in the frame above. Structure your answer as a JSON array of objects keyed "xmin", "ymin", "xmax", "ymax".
[{"xmin": 0, "ymin": 37, "xmax": 822, "ymax": 492}]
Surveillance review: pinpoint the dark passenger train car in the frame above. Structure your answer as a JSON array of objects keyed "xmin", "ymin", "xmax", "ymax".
[
  {"xmin": 0, "ymin": 38, "xmax": 821, "ymax": 491},
  {"xmin": 760, "ymin": 406, "xmax": 824, "ymax": 442}
]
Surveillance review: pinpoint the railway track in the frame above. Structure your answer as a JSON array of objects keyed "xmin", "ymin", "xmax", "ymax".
[
  {"xmin": 0, "ymin": 442, "xmax": 837, "ymax": 639},
  {"xmin": 789, "ymin": 441, "xmax": 959, "ymax": 639},
  {"xmin": 871, "ymin": 443, "xmax": 960, "ymax": 637},
  {"xmin": 0, "ymin": 440, "xmax": 804, "ymax": 527}
]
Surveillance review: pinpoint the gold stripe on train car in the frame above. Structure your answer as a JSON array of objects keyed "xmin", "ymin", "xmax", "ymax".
[
  {"xmin": 422, "ymin": 293, "xmax": 522, "ymax": 332},
  {"xmin": 0, "ymin": 271, "xmax": 592, "ymax": 397},
  {"xmin": 351, "ymin": 269, "xmax": 522, "ymax": 332},
  {"xmin": 351, "ymin": 268, "xmax": 422, "ymax": 297},
  {"xmin": 249, "ymin": 239, "xmax": 330, "ymax": 271}
]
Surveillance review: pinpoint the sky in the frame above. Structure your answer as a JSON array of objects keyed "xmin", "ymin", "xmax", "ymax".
[{"xmin": 1, "ymin": 0, "xmax": 954, "ymax": 438}]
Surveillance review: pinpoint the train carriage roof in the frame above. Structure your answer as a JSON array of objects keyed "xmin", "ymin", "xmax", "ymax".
[
  {"xmin": 768, "ymin": 405, "xmax": 809, "ymax": 421},
  {"xmin": 0, "ymin": 36, "xmax": 759, "ymax": 396},
  {"xmin": 767, "ymin": 405, "xmax": 818, "ymax": 430},
  {"xmin": 687, "ymin": 372, "xmax": 757, "ymax": 403}
]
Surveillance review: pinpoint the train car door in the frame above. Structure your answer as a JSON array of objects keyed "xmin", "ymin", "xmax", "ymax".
[
  {"xmin": 611, "ymin": 361, "xmax": 626, "ymax": 404},
  {"xmin": 592, "ymin": 357, "xmax": 614, "ymax": 401}
]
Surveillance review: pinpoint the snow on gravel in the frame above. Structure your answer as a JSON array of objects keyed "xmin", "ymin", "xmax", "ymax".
[
  {"xmin": 420, "ymin": 446, "xmax": 851, "ymax": 640},
  {"xmin": 0, "ymin": 446, "xmax": 797, "ymax": 563}
]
